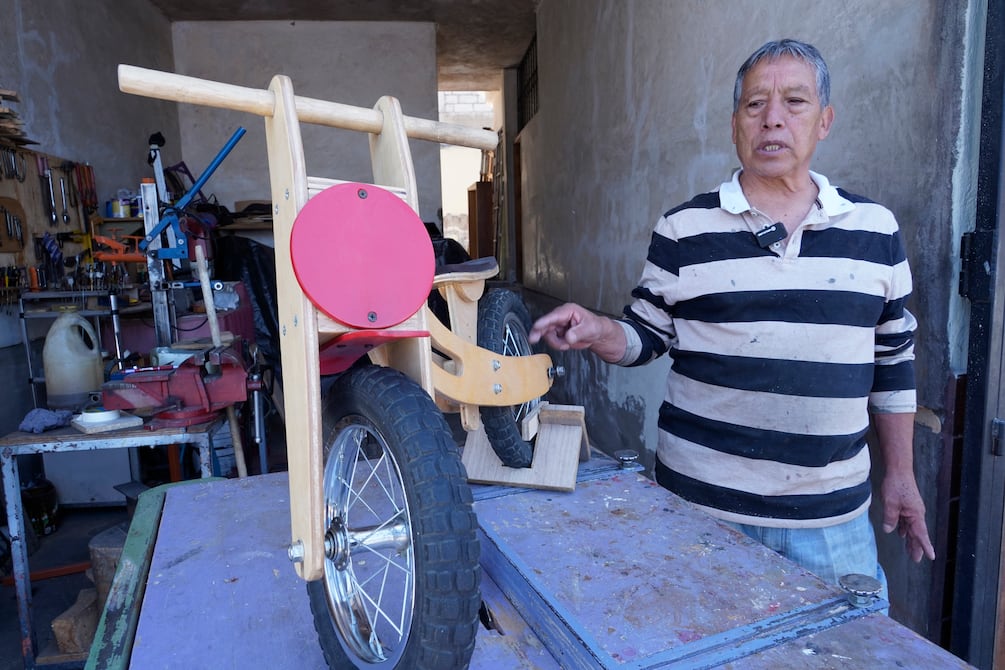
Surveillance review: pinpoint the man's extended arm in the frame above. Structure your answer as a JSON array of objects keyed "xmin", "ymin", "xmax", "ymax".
[
  {"xmin": 873, "ymin": 411, "xmax": 936, "ymax": 562},
  {"xmin": 528, "ymin": 303, "xmax": 627, "ymax": 363}
]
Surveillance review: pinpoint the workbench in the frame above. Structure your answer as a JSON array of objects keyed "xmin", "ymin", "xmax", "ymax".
[
  {"xmin": 85, "ymin": 454, "xmax": 971, "ymax": 669},
  {"xmin": 0, "ymin": 420, "xmax": 221, "ymax": 670}
]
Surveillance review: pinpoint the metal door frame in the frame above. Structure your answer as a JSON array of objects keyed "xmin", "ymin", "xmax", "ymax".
[{"xmin": 954, "ymin": 1, "xmax": 1005, "ymax": 666}]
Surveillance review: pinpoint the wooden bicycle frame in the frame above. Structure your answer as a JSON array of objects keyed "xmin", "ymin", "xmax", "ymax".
[{"xmin": 118, "ymin": 65, "xmax": 555, "ymax": 580}]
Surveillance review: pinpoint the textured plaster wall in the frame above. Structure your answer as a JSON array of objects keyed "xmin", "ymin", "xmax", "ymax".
[
  {"xmin": 521, "ymin": 0, "xmax": 968, "ymax": 636},
  {"xmin": 0, "ymin": 1, "xmax": 179, "ymax": 195},
  {"xmin": 169, "ymin": 21, "xmax": 442, "ymax": 222},
  {"xmin": 0, "ymin": 0, "xmax": 178, "ymax": 346}
]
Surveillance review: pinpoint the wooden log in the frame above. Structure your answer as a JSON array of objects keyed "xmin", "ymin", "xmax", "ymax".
[{"xmin": 51, "ymin": 588, "xmax": 99, "ymax": 654}]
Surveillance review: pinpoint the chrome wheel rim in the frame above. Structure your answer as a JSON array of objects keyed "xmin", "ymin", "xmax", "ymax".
[{"xmin": 321, "ymin": 416, "xmax": 414, "ymax": 667}]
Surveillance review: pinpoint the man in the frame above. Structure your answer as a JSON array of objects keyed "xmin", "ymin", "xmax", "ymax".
[{"xmin": 528, "ymin": 39, "xmax": 935, "ymax": 588}]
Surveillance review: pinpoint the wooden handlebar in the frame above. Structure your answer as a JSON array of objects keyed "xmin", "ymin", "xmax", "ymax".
[{"xmin": 117, "ymin": 64, "xmax": 499, "ymax": 151}]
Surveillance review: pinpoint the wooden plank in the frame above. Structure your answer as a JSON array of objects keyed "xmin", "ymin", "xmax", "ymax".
[
  {"xmin": 128, "ymin": 476, "xmax": 326, "ymax": 668},
  {"xmin": 264, "ymin": 74, "xmax": 325, "ymax": 581},
  {"xmin": 365, "ymin": 95, "xmax": 436, "ymax": 396},
  {"xmin": 473, "ymin": 476, "xmax": 851, "ymax": 669},
  {"xmin": 462, "ymin": 420, "xmax": 582, "ymax": 492},
  {"xmin": 306, "ymin": 175, "xmax": 408, "ymax": 201},
  {"xmin": 70, "ymin": 412, "xmax": 143, "ymax": 434},
  {"xmin": 540, "ymin": 404, "xmax": 592, "ymax": 461},
  {"xmin": 85, "ymin": 479, "xmax": 221, "ymax": 670},
  {"xmin": 427, "ymin": 312, "xmax": 553, "ymax": 406},
  {"xmin": 437, "ymin": 277, "xmax": 485, "ymax": 431},
  {"xmin": 369, "ymin": 96, "xmax": 418, "ymax": 212}
]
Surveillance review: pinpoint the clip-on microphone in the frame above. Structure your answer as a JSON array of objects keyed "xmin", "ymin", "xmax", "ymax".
[{"xmin": 755, "ymin": 223, "xmax": 787, "ymax": 249}]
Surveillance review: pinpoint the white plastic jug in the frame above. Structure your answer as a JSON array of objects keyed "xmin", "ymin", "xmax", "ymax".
[{"xmin": 42, "ymin": 312, "xmax": 104, "ymax": 409}]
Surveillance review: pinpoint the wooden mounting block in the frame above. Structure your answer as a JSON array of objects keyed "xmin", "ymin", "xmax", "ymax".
[{"xmin": 462, "ymin": 403, "xmax": 590, "ymax": 492}]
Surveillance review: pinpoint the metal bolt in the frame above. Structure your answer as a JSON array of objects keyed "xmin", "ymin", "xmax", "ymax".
[
  {"xmin": 284, "ymin": 188, "xmax": 289, "ymax": 200},
  {"xmin": 492, "ymin": 359, "xmax": 501, "ymax": 371},
  {"xmin": 274, "ymin": 204, "xmax": 279, "ymax": 215},
  {"xmin": 288, "ymin": 541, "xmax": 304, "ymax": 563},
  {"xmin": 492, "ymin": 383, "xmax": 503, "ymax": 394},
  {"xmin": 282, "ymin": 325, "xmax": 287, "ymax": 336},
  {"xmin": 293, "ymin": 315, "xmax": 298, "ymax": 327},
  {"xmin": 358, "ymin": 188, "xmax": 368, "ymax": 199},
  {"xmin": 838, "ymin": 573, "xmax": 882, "ymax": 608},
  {"xmin": 614, "ymin": 449, "xmax": 639, "ymax": 469},
  {"xmin": 368, "ymin": 311, "xmax": 377, "ymax": 322},
  {"xmin": 549, "ymin": 366, "xmax": 566, "ymax": 379}
]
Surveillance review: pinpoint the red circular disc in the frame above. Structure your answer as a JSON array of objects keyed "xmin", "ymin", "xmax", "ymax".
[{"xmin": 290, "ymin": 183, "xmax": 434, "ymax": 329}]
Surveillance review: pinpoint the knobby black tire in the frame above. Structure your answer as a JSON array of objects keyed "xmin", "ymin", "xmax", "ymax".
[
  {"xmin": 308, "ymin": 365, "xmax": 480, "ymax": 670},
  {"xmin": 476, "ymin": 289, "xmax": 540, "ymax": 468}
]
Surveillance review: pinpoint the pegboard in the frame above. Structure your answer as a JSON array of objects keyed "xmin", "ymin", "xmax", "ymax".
[{"xmin": 0, "ymin": 144, "xmax": 94, "ymax": 271}]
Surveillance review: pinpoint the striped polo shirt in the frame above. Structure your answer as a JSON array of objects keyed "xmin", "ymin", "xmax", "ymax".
[{"xmin": 619, "ymin": 170, "xmax": 917, "ymax": 528}]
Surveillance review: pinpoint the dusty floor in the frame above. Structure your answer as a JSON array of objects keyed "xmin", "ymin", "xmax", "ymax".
[{"xmin": 1, "ymin": 505, "xmax": 129, "ymax": 669}]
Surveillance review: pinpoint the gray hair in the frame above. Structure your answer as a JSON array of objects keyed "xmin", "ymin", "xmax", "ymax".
[{"xmin": 733, "ymin": 39, "xmax": 831, "ymax": 112}]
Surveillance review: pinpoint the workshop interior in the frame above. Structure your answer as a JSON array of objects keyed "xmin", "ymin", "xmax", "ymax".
[{"xmin": 0, "ymin": 2, "xmax": 999, "ymax": 670}]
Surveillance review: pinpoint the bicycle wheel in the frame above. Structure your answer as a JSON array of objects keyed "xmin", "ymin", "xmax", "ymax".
[
  {"xmin": 308, "ymin": 365, "xmax": 480, "ymax": 669},
  {"xmin": 476, "ymin": 289, "xmax": 542, "ymax": 468}
]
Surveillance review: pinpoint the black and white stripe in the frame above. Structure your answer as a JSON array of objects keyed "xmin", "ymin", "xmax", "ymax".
[{"xmin": 622, "ymin": 171, "xmax": 916, "ymax": 527}]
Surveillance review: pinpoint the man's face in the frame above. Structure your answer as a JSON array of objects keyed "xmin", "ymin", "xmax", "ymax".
[{"xmin": 731, "ymin": 55, "xmax": 834, "ymax": 184}]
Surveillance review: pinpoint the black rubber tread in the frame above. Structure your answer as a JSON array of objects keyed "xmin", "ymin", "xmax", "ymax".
[
  {"xmin": 308, "ymin": 365, "xmax": 480, "ymax": 670},
  {"xmin": 476, "ymin": 289, "xmax": 537, "ymax": 468}
]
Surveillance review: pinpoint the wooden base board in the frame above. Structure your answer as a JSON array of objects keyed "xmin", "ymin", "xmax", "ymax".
[{"xmin": 462, "ymin": 404, "xmax": 589, "ymax": 492}]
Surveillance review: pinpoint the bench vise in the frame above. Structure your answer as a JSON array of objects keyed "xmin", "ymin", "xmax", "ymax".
[{"xmin": 101, "ymin": 342, "xmax": 254, "ymax": 428}]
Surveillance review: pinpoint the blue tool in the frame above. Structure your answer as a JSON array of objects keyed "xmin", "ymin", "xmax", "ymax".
[{"xmin": 139, "ymin": 126, "xmax": 247, "ymax": 260}]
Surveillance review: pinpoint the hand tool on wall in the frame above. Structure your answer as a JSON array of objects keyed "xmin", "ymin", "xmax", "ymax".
[
  {"xmin": 59, "ymin": 176, "xmax": 70, "ymax": 224},
  {"xmin": 59, "ymin": 161, "xmax": 78, "ymax": 206},
  {"xmin": 74, "ymin": 163, "xmax": 98, "ymax": 215},
  {"xmin": 41, "ymin": 232, "xmax": 63, "ymax": 281},
  {"xmin": 59, "ymin": 161, "xmax": 81, "ymax": 230},
  {"xmin": 36, "ymin": 156, "xmax": 58, "ymax": 226},
  {"xmin": 2, "ymin": 147, "xmax": 26, "ymax": 181}
]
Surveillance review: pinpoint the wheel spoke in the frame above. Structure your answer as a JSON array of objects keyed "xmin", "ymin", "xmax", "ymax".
[
  {"xmin": 312, "ymin": 366, "xmax": 477, "ymax": 669},
  {"xmin": 319, "ymin": 414, "xmax": 415, "ymax": 666},
  {"xmin": 354, "ymin": 558, "xmax": 409, "ymax": 637}
]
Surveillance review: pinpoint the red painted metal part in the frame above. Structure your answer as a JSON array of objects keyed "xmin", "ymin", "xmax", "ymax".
[
  {"xmin": 318, "ymin": 329, "xmax": 429, "ymax": 375},
  {"xmin": 290, "ymin": 182, "xmax": 434, "ymax": 329}
]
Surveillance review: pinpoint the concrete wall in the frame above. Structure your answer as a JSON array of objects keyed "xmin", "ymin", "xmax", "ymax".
[
  {"xmin": 169, "ymin": 21, "xmax": 442, "ymax": 223},
  {"xmin": 520, "ymin": 0, "xmax": 971, "ymax": 636},
  {"xmin": 0, "ymin": 1, "xmax": 180, "ymax": 199}
]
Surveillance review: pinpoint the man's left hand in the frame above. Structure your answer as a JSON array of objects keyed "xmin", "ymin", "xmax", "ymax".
[{"xmin": 880, "ymin": 472, "xmax": 936, "ymax": 562}]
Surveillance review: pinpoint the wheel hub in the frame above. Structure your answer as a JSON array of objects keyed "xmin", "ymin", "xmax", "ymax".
[
  {"xmin": 324, "ymin": 517, "xmax": 351, "ymax": 570},
  {"xmin": 324, "ymin": 516, "xmax": 413, "ymax": 572}
]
